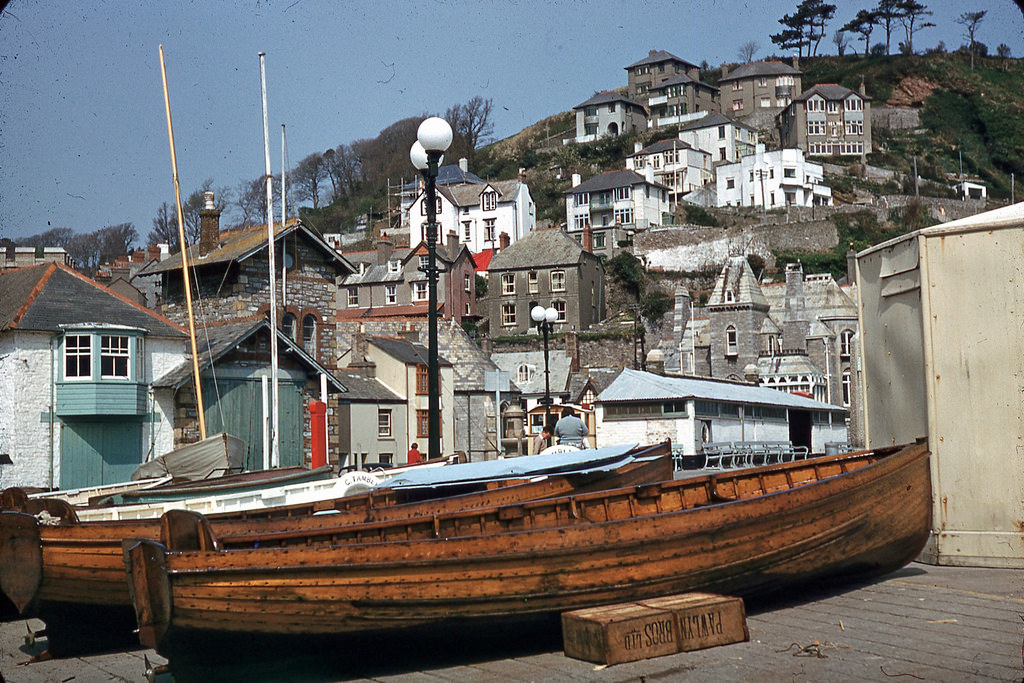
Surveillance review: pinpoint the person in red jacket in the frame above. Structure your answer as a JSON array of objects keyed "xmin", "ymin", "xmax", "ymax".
[{"xmin": 407, "ymin": 442, "xmax": 422, "ymax": 464}]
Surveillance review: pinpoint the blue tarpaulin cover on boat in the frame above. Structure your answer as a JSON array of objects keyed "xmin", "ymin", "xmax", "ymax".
[{"xmin": 375, "ymin": 443, "xmax": 640, "ymax": 490}]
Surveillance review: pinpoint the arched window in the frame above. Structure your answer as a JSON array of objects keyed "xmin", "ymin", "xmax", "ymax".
[
  {"xmin": 841, "ymin": 369, "xmax": 852, "ymax": 406},
  {"xmin": 725, "ymin": 325, "xmax": 738, "ymax": 356},
  {"xmin": 840, "ymin": 329, "xmax": 854, "ymax": 360},
  {"xmin": 281, "ymin": 312, "xmax": 297, "ymax": 342},
  {"xmin": 517, "ymin": 364, "xmax": 533, "ymax": 385},
  {"xmin": 302, "ymin": 314, "xmax": 317, "ymax": 356}
]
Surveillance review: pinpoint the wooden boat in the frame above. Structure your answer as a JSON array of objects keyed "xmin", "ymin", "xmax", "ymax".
[
  {"xmin": 0, "ymin": 443, "xmax": 670, "ymax": 654},
  {"xmin": 124, "ymin": 441, "xmax": 931, "ymax": 661}
]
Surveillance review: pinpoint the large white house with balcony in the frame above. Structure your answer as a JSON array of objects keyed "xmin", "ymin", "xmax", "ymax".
[
  {"xmin": 407, "ymin": 177, "xmax": 535, "ymax": 254},
  {"xmin": 715, "ymin": 144, "xmax": 832, "ymax": 208},
  {"xmin": 625, "ymin": 139, "xmax": 712, "ymax": 207},
  {"xmin": 677, "ymin": 112, "xmax": 758, "ymax": 164},
  {"xmin": 564, "ymin": 169, "xmax": 671, "ymax": 258}
]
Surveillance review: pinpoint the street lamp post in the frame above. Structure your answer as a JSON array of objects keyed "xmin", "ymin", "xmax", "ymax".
[
  {"xmin": 531, "ymin": 304, "xmax": 558, "ymax": 429},
  {"xmin": 410, "ymin": 117, "xmax": 453, "ymax": 461}
]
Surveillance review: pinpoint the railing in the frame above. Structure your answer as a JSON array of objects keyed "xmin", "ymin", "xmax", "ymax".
[{"xmin": 673, "ymin": 441, "xmax": 810, "ymax": 471}]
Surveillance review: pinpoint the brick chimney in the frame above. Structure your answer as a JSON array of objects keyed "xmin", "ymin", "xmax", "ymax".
[
  {"xmin": 565, "ymin": 329, "xmax": 580, "ymax": 373},
  {"xmin": 376, "ymin": 233, "xmax": 393, "ymax": 265},
  {"xmin": 447, "ymin": 230, "xmax": 459, "ymax": 260},
  {"xmin": 199, "ymin": 192, "xmax": 221, "ymax": 256},
  {"xmin": 498, "ymin": 232, "xmax": 510, "ymax": 251},
  {"xmin": 582, "ymin": 224, "xmax": 593, "ymax": 253},
  {"xmin": 347, "ymin": 334, "xmax": 376, "ymax": 378}
]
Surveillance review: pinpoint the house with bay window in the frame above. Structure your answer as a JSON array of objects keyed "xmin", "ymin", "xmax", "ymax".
[
  {"xmin": 715, "ymin": 143, "xmax": 832, "ymax": 208},
  {"xmin": 486, "ymin": 228, "xmax": 604, "ymax": 336},
  {"xmin": 564, "ymin": 169, "xmax": 671, "ymax": 257},
  {"xmin": 717, "ymin": 60, "xmax": 802, "ymax": 117},
  {"xmin": 626, "ymin": 139, "xmax": 713, "ymax": 207},
  {"xmin": 778, "ymin": 83, "xmax": 872, "ymax": 158},
  {"xmin": 0, "ymin": 262, "xmax": 187, "ymax": 489},
  {"xmin": 625, "ymin": 49, "xmax": 703, "ymax": 103},
  {"xmin": 677, "ymin": 112, "xmax": 758, "ymax": 164}
]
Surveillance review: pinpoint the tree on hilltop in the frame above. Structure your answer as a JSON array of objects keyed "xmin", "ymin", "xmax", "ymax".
[
  {"xmin": 842, "ymin": 9, "xmax": 879, "ymax": 56},
  {"xmin": 771, "ymin": 0, "xmax": 837, "ymax": 58},
  {"xmin": 897, "ymin": 1, "xmax": 934, "ymax": 55},
  {"xmin": 956, "ymin": 10, "xmax": 986, "ymax": 69}
]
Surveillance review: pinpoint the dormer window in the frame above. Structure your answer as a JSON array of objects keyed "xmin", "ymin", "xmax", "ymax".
[
  {"xmin": 517, "ymin": 364, "xmax": 533, "ymax": 384},
  {"xmin": 388, "ymin": 259, "xmax": 401, "ymax": 273},
  {"xmin": 724, "ymin": 290, "xmax": 735, "ymax": 303},
  {"xmin": 481, "ymin": 191, "xmax": 498, "ymax": 211}
]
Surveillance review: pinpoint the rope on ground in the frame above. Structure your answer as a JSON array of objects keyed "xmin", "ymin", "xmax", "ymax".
[
  {"xmin": 775, "ymin": 641, "xmax": 836, "ymax": 658},
  {"xmin": 880, "ymin": 665, "xmax": 925, "ymax": 679}
]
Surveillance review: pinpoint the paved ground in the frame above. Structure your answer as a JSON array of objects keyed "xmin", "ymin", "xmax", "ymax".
[{"xmin": 0, "ymin": 562, "xmax": 1021, "ymax": 682}]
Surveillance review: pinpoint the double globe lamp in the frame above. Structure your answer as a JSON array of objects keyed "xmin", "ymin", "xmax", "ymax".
[{"xmin": 531, "ymin": 304, "xmax": 559, "ymax": 430}]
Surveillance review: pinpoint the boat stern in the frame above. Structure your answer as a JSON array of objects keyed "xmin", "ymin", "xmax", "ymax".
[{"xmin": 0, "ymin": 511, "xmax": 43, "ymax": 614}]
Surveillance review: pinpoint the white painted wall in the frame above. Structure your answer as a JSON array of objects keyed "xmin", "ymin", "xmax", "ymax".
[{"xmin": 0, "ymin": 331, "xmax": 56, "ymax": 488}]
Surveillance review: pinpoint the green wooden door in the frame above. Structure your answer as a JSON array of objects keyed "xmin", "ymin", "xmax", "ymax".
[
  {"xmin": 203, "ymin": 375, "xmax": 304, "ymax": 470},
  {"xmin": 60, "ymin": 419, "xmax": 143, "ymax": 489}
]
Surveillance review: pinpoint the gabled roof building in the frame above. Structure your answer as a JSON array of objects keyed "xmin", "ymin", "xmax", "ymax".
[{"xmin": 571, "ymin": 91, "xmax": 648, "ymax": 143}]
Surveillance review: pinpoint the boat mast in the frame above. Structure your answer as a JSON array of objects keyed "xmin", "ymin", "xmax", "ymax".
[
  {"xmin": 159, "ymin": 45, "xmax": 206, "ymax": 441},
  {"xmin": 259, "ymin": 52, "xmax": 280, "ymax": 468}
]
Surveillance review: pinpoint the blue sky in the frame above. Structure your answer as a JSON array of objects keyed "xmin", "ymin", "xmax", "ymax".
[{"xmin": 0, "ymin": 0, "xmax": 1021, "ymax": 243}]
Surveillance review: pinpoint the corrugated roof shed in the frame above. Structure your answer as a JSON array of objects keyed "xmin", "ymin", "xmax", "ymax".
[{"xmin": 598, "ymin": 368, "xmax": 844, "ymax": 411}]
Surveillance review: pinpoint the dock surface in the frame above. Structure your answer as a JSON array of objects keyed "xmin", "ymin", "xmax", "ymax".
[{"xmin": 1, "ymin": 562, "xmax": 1020, "ymax": 681}]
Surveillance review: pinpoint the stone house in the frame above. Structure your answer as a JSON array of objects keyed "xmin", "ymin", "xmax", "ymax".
[
  {"xmin": 718, "ymin": 60, "xmax": 802, "ymax": 117},
  {"xmin": 339, "ymin": 234, "xmax": 478, "ymax": 324},
  {"xmin": 564, "ymin": 169, "xmax": 671, "ymax": 257},
  {"xmin": 778, "ymin": 84, "xmax": 872, "ymax": 158},
  {"xmin": 715, "ymin": 144, "xmax": 832, "ymax": 208},
  {"xmin": 0, "ymin": 262, "xmax": 186, "ymax": 489},
  {"xmin": 625, "ymin": 49, "xmax": 702, "ymax": 102},
  {"xmin": 677, "ymin": 112, "xmax": 758, "ymax": 165},
  {"xmin": 486, "ymin": 228, "xmax": 605, "ymax": 336},
  {"xmin": 571, "ymin": 92, "xmax": 648, "ymax": 143}
]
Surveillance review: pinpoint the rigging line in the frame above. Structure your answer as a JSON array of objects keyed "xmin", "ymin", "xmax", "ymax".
[{"xmin": 189, "ymin": 255, "xmax": 228, "ymax": 430}]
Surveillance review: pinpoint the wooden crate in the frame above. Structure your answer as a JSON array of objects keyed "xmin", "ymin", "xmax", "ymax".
[
  {"xmin": 638, "ymin": 593, "xmax": 748, "ymax": 652},
  {"xmin": 562, "ymin": 603, "xmax": 679, "ymax": 665}
]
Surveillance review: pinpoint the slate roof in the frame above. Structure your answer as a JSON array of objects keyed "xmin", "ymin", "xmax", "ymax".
[
  {"xmin": 679, "ymin": 112, "xmax": 757, "ymax": 133},
  {"xmin": 492, "ymin": 350, "xmax": 572, "ymax": 396},
  {"xmin": 633, "ymin": 139, "xmax": 696, "ymax": 156},
  {"xmin": 567, "ymin": 367, "xmax": 624, "ymax": 404},
  {"xmin": 487, "ymin": 228, "xmax": 591, "ymax": 271},
  {"xmin": 718, "ymin": 61, "xmax": 802, "ymax": 83},
  {"xmin": 333, "ymin": 370, "xmax": 404, "ymax": 403},
  {"xmin": 152, "ymin": 319, "xmax": 346, "ymax": 392},
  {"xmin": 794, "ymin": 84, "xmax": 870, "ymax": 102},
  {"xmin": 598, "ymin": 368, "xmax": 844, "ymax": 411},
  {"xmin": 574, "ymin": 92, "xmax": 645, "ymax": 110},
  {"xmin": 0, "ymin": 263, "xmax": 185, "ymax": 337},
  {"xmin": 340, "ymin": 243, "xmax": 461, "ymax": 287},
  {"xmin": 140, "ymin": 219, "xmax": 354, "ymax": 276},
  {"xmin": 564, "ymin": 169, "xmax": 671, "ymax": 194},
  {"xmin": 437, "ymin": 164, "xmax": 485, "ymax": 186},
  {"xmin": 442, "ymin": 180, "xmax": 523, "ymax": 208},
  {"xmin": 648, "ymin": 73, "xmax": 718, "ymax": 92},
  {"xmin": 707, "ymin": 256, "xmax": 770, "ymax": 309},
  {"xmin": 367, "ymin": 336, "xmax": 452, "ymax": 367},
  {"xmin": 760, "ymin": 276, "xmax": 858, "ymax": 324},
  {"xmin": 626, "ymin": 50, "xmax": 698, "ymax": 70}
]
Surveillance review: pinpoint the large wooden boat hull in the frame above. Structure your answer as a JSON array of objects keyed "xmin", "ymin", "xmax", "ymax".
[
  {"xmin": 126, "ymin": 441, "xmax": 931, "ymax": 659},
  {"xmin": 0, "ymin": 445, "xmax": 670, "ymax": 654}
]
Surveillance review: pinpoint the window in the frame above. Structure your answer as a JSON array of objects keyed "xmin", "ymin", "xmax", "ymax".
[
  {"xmin": 845, "ymin": 121, "xmax": 863, "ymax": 136},
  {"xmin": 387, "ymin": 259, "xmax": 401, "ymax": 273},
  {"xmin": 462, "ymin": 221, "xmax": 472, "ymax": 242},
  {"xmin": 807, "ymin": 97, "xmax": 824, "ymax": 112},
  {"xmin": 550, "ymin": 270, "xmax": 566, "ymax": 292},
  {"xmin": 574, "ymin": 192, "xmax": 589, "ymax": 207},
  {"xmin": 416, "ymin": 364, "xmax": 429, "ymax": 394},
  {"xmin": 783, "ymin": 167, "xmax": 796, "ymax": 178},
  {"xmin": 718, "ymin": 125, "xmax": 726, "ymax": 139},
  {"xmin": 593, "ymin": 232, "xmax": 606, "ymax": 249},
  {"xmin": 608, "ymin": 102, "xmax": 616, "ymax": 112},
  {"xmin": 385, "ymin": 284, "xmax": 397, "ymax": 305},
  {"xmin": 347, "ymin": 287, "xmax": 358, "ymax": 307},
  {"xmin": 726, "ymin": 177, "xmax": 736, "ymax": 189},
  {"xmin": 807, "ymin": 121, "xmax": 825, "ymax": 136},
  {"xmin": 377, "ymin": 409, "xmax": 392, "ymax": 438},
  {"xmin": 528, "ymin": 271, "xmax": 539, "ymax": 294},
  {"xmin": 614, "ymin": 186, "xmax": 630, "ymax": 201},
  {"xmin": 731, "ymin": 81, "xmax": 742, "ymax": 91},
  {"xmin": 416, "ymin": 409, "xmax": 429, "ymax": 438},
  {"xmin": 584, "ymin": 123, "xmax": 598, "ymax": 136},
  {"xmin": 584, "ymin": 105, "xmax": 597, "ymax": 117},
  {"xmin": 501, "ymin": 302, "xmax": 517, "ymax": 327},
  {"xmin": 846, "ymin": 96, "xmax": 863, "ymax": 111},
  {"xmin": 481, "ymin": 191, "xmax": 497, "ymax": 211},
  {"xmin": 778, "ymin": 75, "xmax": 794, "ymax": 86},
  {"xmin": 614, "ymin": 207, "xmax": 633, "ymax": 225},
  {"xmin": 841, "ymin": 369, "xmax": 852, "ymax": 407},
  {"xmin": 758, "ymin": 76, "xmax": 768, "ymax": 87},
  {"xmin": 419, "ymin": 255, "xmax": 429, "ymax": 271},
  {"xmin": 732, "ymin": 99, "xmax": 743, "ymax": 111},
  {"xmin": 517, "ymin": 364, "xmax": 533, "ymax": 384},
  {"xmin": 840, "ymin": 329, "xmax": 854, "ymax": 360},
  {"xmin": 282, "ymin": 313, "xmax": 297, "ymax": 341},
  {"xmin": 412, "ymin": 281, "xmax": 428, "ymax": 301},
  {"xmin": 725, "ymin": 325, "xmax": 738, "ymax": 356},
  {"xmin": 552, "ymin": 300, "xmax": 566, "ymax": 322},
  {"xmin": 501, "ymin": 273, "xmax": 515, "ymax": 295},
  {"xmin": 719, "ymin": 148, "xmax": 727, "ymax": 161},
  {"xmin": 827, "ymin": 100, "xmax": 839, "ymax": 113},
  {"xmin": 302, "ymin": 315, "xmax": 317, "ymax": 356},
  {"xmin": 65, "ymin": 334, "xmax": 91, "ymax": 379},
  {"xmin": 464, "ymin": 274, "xmax": 472, "ymax": 293},
  {"xmin": 760, "ymin": 97, "xmax": 771, "ymax": 108},
  {"xmin": 420, "ymin": 197, "xmax": 442, "ymax": 215},
  {"xmin": 484, "ymin": 218, "xmax": 496, "ymax": 242}
]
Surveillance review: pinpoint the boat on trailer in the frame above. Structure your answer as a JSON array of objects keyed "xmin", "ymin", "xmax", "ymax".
[
  {"xmin": 124, "ymin": 441, "xmax": 931, "ymax": 661},
  {"xmin": 0, "ymin": 443, "xmax": 671, "ymax": 654}
]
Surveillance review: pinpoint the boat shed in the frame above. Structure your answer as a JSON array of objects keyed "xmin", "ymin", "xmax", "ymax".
[
  {"xmin": 856, "ymin": 201, "xmax": 1024, "ymax": 568},
  {"xmin": 595, "ymin": 368, "xmax": 847, "ymax": 456}
]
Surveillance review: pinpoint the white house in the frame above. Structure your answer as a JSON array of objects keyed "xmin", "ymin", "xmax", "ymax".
[
  {"xmin": 564, "ymin": 169, "xmax": 671, "ymax": 257},
  {"xmin": 595, "ymin": 368, "xmax": 848, "ymax": 456},
  {"xmin": 715, "ymin": 144, "xmax": 832, "ymax": 208},
  {"xmin": 407, "ymin": 177, "xmax": 535, "ymax": 254},
  {"xmin": 677, "ymin": 112, "xmax": 758, "ymax": 164},
  {"xmin": 626, "ymin": 139, "xmax": 713, "ymax": 207},
  {"xmin": 0, "ymin": 263, "xmax": 186, "ymax": 489}
]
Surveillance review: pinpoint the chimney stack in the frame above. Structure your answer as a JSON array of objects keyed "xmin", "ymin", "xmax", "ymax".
[
  {"xmin": 782, "ymin": 262, "xmax": 808, "ymax": 352},
  {"xmin": 347, "ymin": 334, "xmax": 377, "ymax": 378},
  {"xmin": 376, "ymin": 233, "xmax": 393, "ymax": 265},
  {"xmin": 571, "ymin": 172, "xmax": 581, "ymax": 188},
  {"xmin": 459, "ymin": 157, "xmax": 468, "ymax": 173},
  {"xmin": 565, "ymin": 329, "xmax": 580, "ymax": 373},
  {"xmin": 199, "ymin": 191, "xmax": 221, "ymax": 256},
  {"xmin": 499, "ymin": 232, "xmax": 511, "ymax": 251},
  {"xmin": 582, "ymin": 223, "xmax": 593, "ymax": 253},
  {"xmin": 447, "ymin": 230, "xmax": 459, "ymax": 260}
]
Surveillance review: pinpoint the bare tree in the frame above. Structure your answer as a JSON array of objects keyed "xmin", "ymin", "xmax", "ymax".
[
  {"xmin": 323, "ymin": 144, "xmax": 362, "ymax": 202},
  {"xmin": 234, "ymin": 177, "xmax": 266, "ymax": 230},
  {"xmin": 97, "ymin": 223, "xmax": 138, "ymax": 262},
  {"xmin": 843, "ymin": 9, "xmax": 879, "ymax": 55},
  {"xmin": 446, "ymin": 96, "xmax": 494, "ymax": 162},
  {"xmin": 737, "ymin": 41, "xmax": 759, "ymax": 63},
  {"xmin": 66, "ymin": 231, "xmax": 102, "ymax": 274},
  {"xmin": 180, "ymin": 179, "xmax": 230, "ymax": 244},
  {"xmin": 833, "ymin": 29, "xmax": 850, "ymax": 56},
  {"xmin": 148, "ymin": 201, "xmax": 178, "ymax": 248},
  {"xmin": 957, "ymin": 10, "xmax": 986, "ymax": 69},
  {"xmin": 291, "ymin": 152, "xmax": 327, "ymax": 210},
  {"xmin": 897, "ymin": 0, "xmax": 934, "ymax": 55},
  {"xmin": 17, "ymin": 226, "xmax": 75, "ymax": 248}
]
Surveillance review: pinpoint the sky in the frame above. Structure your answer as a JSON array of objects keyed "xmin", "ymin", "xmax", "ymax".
[{"xmin": 1, "ymin": 0, "xmax": 1022, "ymax": 245}]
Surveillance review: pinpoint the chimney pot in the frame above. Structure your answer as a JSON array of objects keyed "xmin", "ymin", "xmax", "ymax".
[
  {"xmin": 459, "ymin": 158, "xmax": 468, "ymax": 173},
  {"xmin": 199, "ymin": 192, "xmax": 221, "ymax": 256},
  {"xmin": 203, "ymin": 191, "xmax": 215, "ymax": 210}
]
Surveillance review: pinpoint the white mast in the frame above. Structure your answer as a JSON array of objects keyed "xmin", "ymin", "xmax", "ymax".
[
  {"xmin": 259, "ymin": 52, "xmax": 280, "ymax": 468},
  {"xmin": 281, "ymin": 123, "xmax": 288, "ymax": 308}
]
